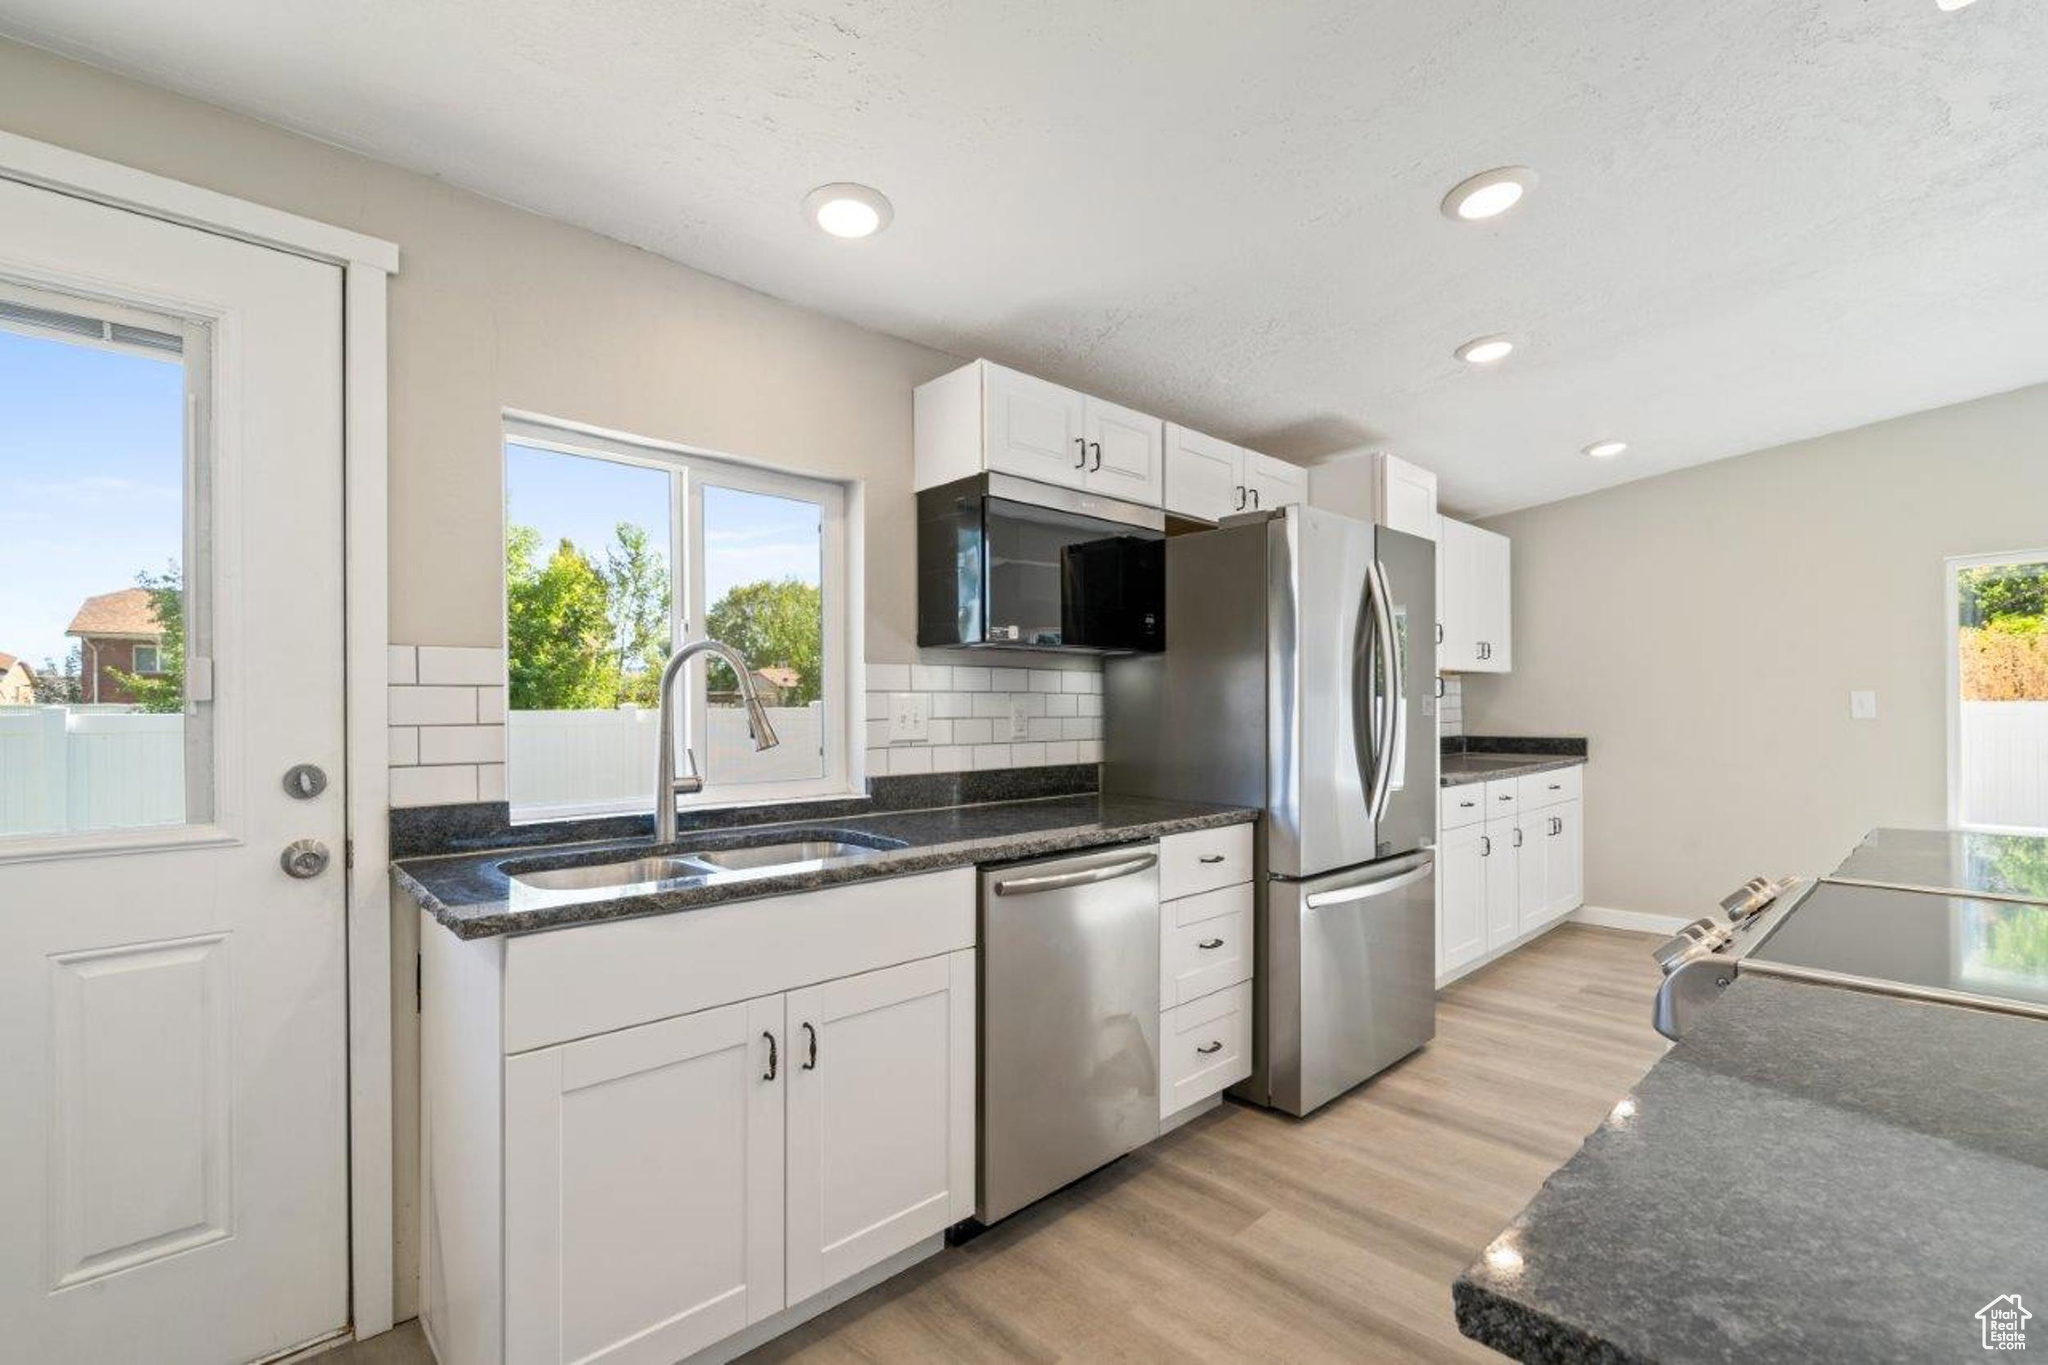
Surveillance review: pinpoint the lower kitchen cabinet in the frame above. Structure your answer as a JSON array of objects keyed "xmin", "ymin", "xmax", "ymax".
[
  {"xmin": 421, "ymin": 868, "xmax": 977, "ymax": 1365},
  {"xmin": 1437, "ymin": 769, "xmax": 1585, "ymax": 981}
]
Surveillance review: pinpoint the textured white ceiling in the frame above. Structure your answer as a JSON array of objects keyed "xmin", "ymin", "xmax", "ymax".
[{"xmin": 6, "ymin": 0, "xmax": 2045, "ymax": 514}]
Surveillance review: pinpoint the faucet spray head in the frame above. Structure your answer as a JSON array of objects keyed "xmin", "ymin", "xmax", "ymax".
[{"xmin": 743, "ymin": 695, "xmax": 780, "ymax": 751}]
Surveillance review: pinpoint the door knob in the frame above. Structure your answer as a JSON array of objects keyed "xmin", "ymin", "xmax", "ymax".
[{"xmin": 280, "ymin": 839, "xmax": 331, "ymax": 879}]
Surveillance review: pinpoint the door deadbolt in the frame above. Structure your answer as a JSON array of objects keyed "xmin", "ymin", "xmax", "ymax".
[
  {"xmin": 280, "ymin": 839, "xmax": 331, "ymax": 880},
  {"xmin": 283, "ymin": 763, "xmax": 328, "ymax": 799}
]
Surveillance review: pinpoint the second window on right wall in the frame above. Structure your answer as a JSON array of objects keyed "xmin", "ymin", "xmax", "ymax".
[{"xmin": 1950, "ymin": 551, "xmax": 2048, "ymax": 833}]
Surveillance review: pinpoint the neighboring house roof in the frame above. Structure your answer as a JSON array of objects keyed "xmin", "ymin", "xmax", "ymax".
[
  {"xmin": 0, "ymin": 653, "xmax": 35, "ymax": 677},
  {"xmin": 66, "ymin": 587, "xmax": 163, "ymax": 641},
  {"xmin": 755, "ymin": 666, "xmax": 801, "ymax": 690}
]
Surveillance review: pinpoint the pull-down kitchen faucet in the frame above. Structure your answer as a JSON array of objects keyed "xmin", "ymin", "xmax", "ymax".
[{"xmin": 653, "ymin": 638, "xmax": 780, "ymax": 845}]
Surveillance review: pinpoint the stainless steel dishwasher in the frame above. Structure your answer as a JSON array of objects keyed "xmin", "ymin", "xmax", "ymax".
[{"xmin": 976, "ymin": 843, "xmax": 1161, "ymax": 1224}]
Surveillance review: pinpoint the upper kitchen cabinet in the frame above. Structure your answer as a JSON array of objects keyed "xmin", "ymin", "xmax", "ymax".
[
  {"xmin": 1163, "ymin": 422, "xmax": 1305, "ymax": 523},
  {"xmin": 1439, "ymin": 516, "xmax": 1512, "ymax": 672},
  {"xmin": 916, "ymin": 360, "xmax": 1163, "ymax": 505},
  {"xmin": 1306, "ymin": 450, "xmax": 1438, "ymax": 540}
]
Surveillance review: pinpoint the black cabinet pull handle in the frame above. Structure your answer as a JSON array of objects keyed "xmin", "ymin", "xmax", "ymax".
[
  {"xmin": 1089, "ymin": 440, "xmax": 1102, "ymax": 471},
  {"xmin": 762, "ymin": 1031, "xmax": 778, "ymax": 1081},
  {"xmin": 801, "ymin": 1021, "xmax": 818, "ymax": 1070},
  {"xmin": 1074, "ymin": 436, "xmax": 1087, "ymax": 468},
  {"xmin": 1197, "ymin": 1041, "xmax": 1224, "ymax": 1055},
  {"xmin": 1512, "ymin": 827, "xmax": 1523, "ymax": 848},
  {"xmin": 1248, "ymin": 487, "xmax": 1260, "ymax": 509},
  {"xmin": 1198, "ymin": 937, "xmax": 1225, "ymax": 950},
  {"xmin": 1199, "ymin": 854, "xmax": 1226, "ymax": 864},
  {"xmin": 1481, "ymin": 835, "xmax": 1491, "ymax": 856},
  {"xmin": 1235, "ymin": 485, "xmax": 1247, "ymax": 511},
  {"xmin": 1499, "ymin": 793, "xmax": 1513, "ymax": 802},
  {"xmin": 1459, "ymin": 799, "xmax": 1476, "ymax": 808}
]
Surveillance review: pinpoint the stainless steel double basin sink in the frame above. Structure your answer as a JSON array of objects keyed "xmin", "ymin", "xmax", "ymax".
[{"xmin": 505, "ymin": 831, "xmax": 903, "ymax": 893}]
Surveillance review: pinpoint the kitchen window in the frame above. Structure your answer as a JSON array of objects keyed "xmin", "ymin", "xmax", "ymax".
[
  {"xmin": 1948, "ymin": 550, "xmax": 2048, "ymax": 833},
  {"xmin": 502, "ymin": 416, "xmax": 856, "ymax": 819}
]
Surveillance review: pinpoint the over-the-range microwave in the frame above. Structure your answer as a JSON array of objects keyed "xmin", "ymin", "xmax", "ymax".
[{"xmin": 916, "ymin": 473, "xmax": 1165, "ymax": 653}]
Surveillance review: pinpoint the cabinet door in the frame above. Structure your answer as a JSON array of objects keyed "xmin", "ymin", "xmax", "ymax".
[
  {"xmin": 1245, "ymin": 449, "xmax": 1306, "ymax": 511},
  {"xmin": 1082, "ymin": 395, "xmax": 1164, "ymax": 504},
  {"xmin": 785, "ymin": 951, "xmax": 974, "ymax": 1304},
  {"xmin": 1438, "ymin": 821, "xmax": 1487, "ymax": 974},
  {"xmin": 1543, "ymin": 801, "xmax": 1584, "ymax": 919},
  {"xmin": 1483, "ymin": 817, "xmax": 1520, "ymax": 950},
  {"xmin": 1516, "ymin": 818, "xmax": 1550, "ymax": 936},
  {"xmin": 985, "ymin": 363, "xmax": 1088, "ymax": 490},
  {"xmin": 1376, "ymin": 453, "xmax": 1439, "ymax": 539},
  {"xmin": 1475, "ymin": 525, "xmax": 1512, "ymax": 671},
  {"xmin": 504, "ymin": 995, "xmax": 785, "ymax": 1365},
  {"xmin": 1163, "ymin": 423, "xmax": 1244, "ymax": 522},
  {"xmin": 1438, "ymin": 518, "xmax": 1481, "ymax": 671}
]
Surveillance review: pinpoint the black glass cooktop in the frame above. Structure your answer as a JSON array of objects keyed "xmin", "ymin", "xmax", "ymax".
[{"xmin": 1749, "ymin": 880, "xmax": 2048, "ymax": 1010}]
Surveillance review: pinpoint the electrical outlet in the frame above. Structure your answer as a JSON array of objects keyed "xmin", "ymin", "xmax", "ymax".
[
  {"xmin": 1009, "ymin": 697, "xmax": 1030, "ymax": 740},
  {"xmin": 1849, "ymin": 689, "xmax": 1878, "ymax": 720},
  {"xmin": 889, "ymin": 692, "xmax": 930, "ymax": 742}
]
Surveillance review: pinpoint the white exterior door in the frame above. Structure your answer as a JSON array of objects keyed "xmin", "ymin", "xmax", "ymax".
[
  {"xmin": 0, "ymin": 180, "xmax": 349, "ymax": 1360},
  {"xmin": 784, "ymin": 952, "xmax": 974, "ymax": 1304},
  {"xmin": 504, "ymin": 996, "xmax": 787, "ymax": 1365},
  {"xmin": 1081, "ymin": 396, "xmax": 1164, "ymax": 505},
  {"xmin": 984, "ymin": 362, "xmax": 1088, "ymax": 490}
]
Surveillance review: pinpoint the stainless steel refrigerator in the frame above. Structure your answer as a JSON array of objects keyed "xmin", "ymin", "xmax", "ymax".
[{"xmin": 1105, "ymin": 505, "xmax": 1437, "ymax": 1116}]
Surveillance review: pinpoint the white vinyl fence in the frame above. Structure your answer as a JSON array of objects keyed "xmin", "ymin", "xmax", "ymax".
[
  {"xmin": 0, "ymin": 706, "xmax": 187, "ymax": 836},
  {"xmin": 1959, "ymin": 700, "xmax": 2048, "ymax": 831},
  {"xmin": 508, "ymin": 705, "xmax": 825, "ymax": 810}
]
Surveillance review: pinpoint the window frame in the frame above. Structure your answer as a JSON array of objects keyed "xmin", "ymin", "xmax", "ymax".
[
  {"xmin": 1946, "ymin": 547, "xmax": 2048, "ymax": 834},
  {"xmin": 502, "ymin": 413, "xmax": 862, "ymax": 822}
]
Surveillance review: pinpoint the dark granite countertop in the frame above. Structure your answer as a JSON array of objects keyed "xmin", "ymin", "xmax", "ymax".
[
  {"xmin": 395, "ymin": 793, "xmax": 1256, "ymax": 940},
  {"xmin": 1454, "ymin": 967, "xmax": 2048, "ymax": 1362},
  {"xmin": 1441, "ymin": 753, "xmax": 1585, "ymax": 788},
  {"xmin": 1832, "ymin": 826, "xmax": 2048, "ymax": 902}
]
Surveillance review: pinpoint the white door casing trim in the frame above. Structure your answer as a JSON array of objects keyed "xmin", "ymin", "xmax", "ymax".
[{"xmin": 0, "ymin": 129, "xmax": 401, "ymax": 1340}]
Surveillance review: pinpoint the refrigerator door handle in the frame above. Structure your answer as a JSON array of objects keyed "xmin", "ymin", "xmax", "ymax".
[
  {"xmin": 1304, "ymin": 860, "xmax": 1434, "ymax": 909},
  {"xmin": 1364, "ymin": 559, "xmax": 1400, "ymax": 823}
]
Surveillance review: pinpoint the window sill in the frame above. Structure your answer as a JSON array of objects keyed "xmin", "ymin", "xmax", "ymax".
[{"xmin": 510, "ymin": 785, "xmax": 867, "ymax": 829}]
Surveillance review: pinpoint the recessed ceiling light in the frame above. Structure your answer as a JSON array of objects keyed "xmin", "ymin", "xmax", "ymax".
[
  {"xmin": 803, "ymin": 182, "xmax": 893, "ymax": 239},
  {"xmin": 1583, "ymin": 439, "xmax": 1629, "ymax": 459},
  {"xmin": 1440, "ymin": 167, "xmax": 1539, "ymax": 222},
  {"xmin": 1455, "ymin": 335, "xmax": 1515, "ymax": 365}
]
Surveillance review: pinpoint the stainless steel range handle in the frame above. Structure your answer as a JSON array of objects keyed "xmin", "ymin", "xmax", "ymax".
[
  {"xmin": 992, "ymin": 852, "xmax": 1158, "ymax": 896},
  {"xmin": 1365, "ymin": 559, "xmax": 1400, "ymax": 823},
  {"xmin": 1304, "ymin": 859, "xmax": 1434, "ymax": 909}
]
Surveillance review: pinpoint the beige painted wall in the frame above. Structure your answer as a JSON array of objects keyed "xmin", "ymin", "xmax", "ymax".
[
  {"xmin": 1463, "ymin": 381, "xmax": 2048, "ymax": 918},
  {"xmin": 0, "ymin": 38, "xmax": 961, "ymax": 661}
]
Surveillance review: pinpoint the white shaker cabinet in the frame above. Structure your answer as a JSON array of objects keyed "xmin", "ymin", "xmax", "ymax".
[
  {"xmin": 1483, "ymin": 812, "xmax": 1521, "ymax": 952},
  {"xmin": 1305, "ymin": 451, "xmax": 1438, "ymax": 539},
  {"xmin": 1436, "ymin": 767, "xmax": 1585, "ymax": 981},
  {"xmin": 1163, "ymin": 422, "xmax": 1305, "ymax": 523},
  {"xmin": 1439, "ymin": 516, "xmax": 1512, "ymax": 672},
  {"xmin": 785, "ymin": 954, "xmax": 975, "ymax": 1304},
  {"xmin": 917, "ymin": 360, "xmax": 1163, "ymax": 505},
  {"xmin": 1437, "ymin": 820, "xmax": 1488, "ymax": 974}
]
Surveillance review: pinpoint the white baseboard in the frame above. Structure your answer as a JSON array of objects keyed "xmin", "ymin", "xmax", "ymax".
[{"xmin": 1571, "ymin": 904, "xmax": 1690, "ymax": 935}]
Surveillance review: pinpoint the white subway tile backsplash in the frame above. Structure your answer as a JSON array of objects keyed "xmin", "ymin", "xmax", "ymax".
[
  {"xmin": 928, "ymin": 745, "xmax": 970, "ymax": 772},
  {"xmin": 927, "ymin": 719, "xmax": 954, "ymax": 745},
  {"xmin": 971, "ymin": 693, "xmax": 1011, "ymax": 720},
  {"xmin": 390, "ymin": 685, "xmax": 476, "ymax": 726},
  {"xmin": 972, "ymin": 744, "xmax": 1014, "ymax": 769},
  {"xmin": 1011, "ymin": 742, "xmax": 1046, "ymax": 766},
  {"xmin": 889, "ymin": 746, "xmax": 935, "ymax": 775},
  {"xmin": 990, "ymin": 667, "xmax": 1029, "ymax": 691},
  {"xmin": 1015, "ymin": 692, "xmax": 1047, "ymax": 717},
  {"xmin": 867, "ymin": 663, "xmax": 910, "ymax": 691},
  {"xmin": 933, "ymin": 692, "xmax": 972, "ymax": 719},
  {"xmin": 476, "ymin": 763, "xmax": 507, "ymax": 802},
  {"xmin": 1030, "ymin": 670, "xmax": 1063, "ymax": 692},
  {"xmin": 387, "ymin": 645, "xmax": 417, "ymax": 686},
  {"xmin": 1045, "ymin": 740, "xmax": 1078, "ymax": 765},
  {"xmin": 1046, "ymin": 693, "xmax": 1079, "ymax": 717},
  {"xmin": 865, "ymin": 719, "xmax": 891, "ymax": 748},
  {"xmin": 476, "ymin": 687, "xmax": 506, "ymax": 725},
  {"xmin": 1077, "ymin": 739, "xmax": 1102, "ymax": 762},
  {"xmin": 1077, "ymin": 694, "xmax": 1103, "ymax": 717},
  {"xmin": 951, "ymin": 666, "xmax": 991, "ymax": 692},
  {"xmin": 954, "ymin": 718, "xmax": 994, "ymax": 745},
  {"xmin": 1060, "ymin": 671, "xmax": 1092, "ymax": 694},
  {"xmin": 866, "ymin": 691, "xmax": 890, "ymax": 721},
  {"xmin": 1026, "ymin": 717, "xmax": 1061, "ymax": 742},
  {"xmin": 1061, "ymin": 717, "xmax": 1098, "ymax": 740},
  {"xmin": 911, "ymin": 664, "xmax": 951, "ymax": 692},
  {"xmin": 389, "ymin": 726, "xmax": 419, "ymax": 766},
  {"xmin": 418, "ymin": 724, "xmax": 505, "ymax": 765},
  {"xmin": 417, "ymin": 645, "xmax": 504, "ymax": 686},
  {"xmin": 866, "ymin": 747, "xmax": 891, "ymax": 777},
  {"xmin": 391, "ymin": 764, "xmax": 479, "ymax": 808}
]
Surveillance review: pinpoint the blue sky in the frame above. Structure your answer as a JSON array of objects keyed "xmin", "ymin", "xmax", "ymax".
[
  {"xmin": 505, "ymin": 442, "xmax": 820, "ymax": 607},
  {"xmin": 0, "ymin": 328, "xmax": 184, "ymax": 670}
]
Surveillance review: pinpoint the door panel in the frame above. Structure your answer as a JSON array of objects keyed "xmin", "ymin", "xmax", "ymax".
[
  {"xmin": 1082, "ymin": 396, "xmax": 1163, "ymax": 504},
  {"xmin": 785, "ymin": 952, "xmax": 972, "ymax": 1302},
  {"xmin": 1374, "ymin": 525, "xmax": 1438, "ymax": 858},
  {"xmin": 1274, "ymin": 508, "xmax": 1378, "ymax": 877},
  {"xmin": 1439, "ymin": 823, "xmax": 1486, "ymax": 974},
  {"xmin": 1163, "ymin": 424, "xmax": 1241, "ymax": 522},
  {"xmin": 1244, "ymin": 450, "xmax": 1305, "ymax": 511},
  {"xmin": 1544, "ymin": 801, "xmax": 1585, "ymax": 920},
  {"xmin": 0, "ymin": 177, "xmax": 347, "ymax": 1364},
  {"xmin": 505, "ymin": 996, "xmax": 786, "ymax": 1365},
  {"xmin": 1484, "ymin": 819, "xmax": 1520, "ymax": 949},
  {"xmin": 984, "ymin": 364, "xmax": 1086, "ymax": 490},
  {"xmin": 1516, "ymin": 818, "xmax": 1549, "ymax": 935}
]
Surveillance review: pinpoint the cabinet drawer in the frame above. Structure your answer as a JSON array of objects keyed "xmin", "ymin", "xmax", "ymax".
[
  {"xmin": 1160, "ymin": 824, "xmax": 1254, "ymax": 901},
  {"xmin": 1440, "ymin": 784, "xmax": 1486, "ymax": 830},
  {"xmin": 1160, "ymin": 980, "xmax": 1252, "ymax": 1119},
  {"xmin": 1161, "ymin": 883, "xmax": 1254, "ymax": 1007},
  {"xmin": 1518, "ymin": 764, "xmax": 1582, "ymax": 810},
  {"xmin": 1483, "ymin": 778, "xmax": 1519, "ymax": 820}
]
